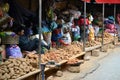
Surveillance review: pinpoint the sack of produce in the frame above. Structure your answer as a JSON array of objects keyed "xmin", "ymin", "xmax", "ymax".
[
  {"xmin": 6, "ymin": 45, "xmax": 23, "ymax": 58},
  {"xmin": 0, "ymin": 32, "xmax": 19, "ymax": 44}
]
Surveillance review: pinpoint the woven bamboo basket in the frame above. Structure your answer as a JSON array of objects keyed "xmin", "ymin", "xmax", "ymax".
[{"xmin": 1, "ymin": 35, "xmax": 19, "ymax": 44}]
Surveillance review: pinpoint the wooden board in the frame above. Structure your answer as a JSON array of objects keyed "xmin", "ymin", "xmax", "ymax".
[
  {"xmin": 45, "ymin": 68, "xmax": 50, "ymax": 72},
  {"xmin": 17, "ymin": 70, "xmax": 41, "ymax": 80},
  {"xmin": 85, "ymin": 45, "xmax": 102, "ymax": 52},
  {"xmin": 69, "ymin": 52, "xmax": 86, "ymax": 59},
  {"xmin": 58, "ymin": 60, "xmax": 68, "ymax": 65},
  {"xmin": 45, "ymin": 52, "xmax": 85, "ymax": 72}
]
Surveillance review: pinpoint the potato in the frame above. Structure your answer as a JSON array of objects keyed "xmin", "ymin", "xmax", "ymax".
[
  {"xmin": 8, "ymin": 64, "xmax": 14, "ymax": 67},
  {"xmin": 16, "ymin": 70, "xmax": 20, "ymax": 74},
  {"xmin": 1, "ymin": 69, "xmax": 6, "ymax": 74},
  {"xmin": 14, "ymin": 69, "xmax": 17, "ymax": 73},
  {"xmin": 0, "ymin": 75, "xmax": 5, "ymax": 80},
  {"xmin": 7, "ymin": 59, "xmax": 14, "ymax": 63},
  {"xmin": 25, "ymin": 56, "xmax": 29, "ymax": 59},
  {"xmin": 0, "ymin": 74, "xmax": 2, "ymax": 80},
  {"xmin": 20, "ymin": 72, "xmax": 26, "ymax": 76},
  {"xmin": 31, "ymin": 68, "xmax": 36, "ymax": 71},
  {"xmin": 1, "ymin": 65, "xmax": 7, "ymax": 69},
  {"xmin": 18, "ymin": 68, "xmax": 23, "ymax": 72},
  {"xmin": 0, "ymin": 73, "xmax": 2, "ymax": 76},
  {"xmin": 11, "ymin": 76, "xmax": 17, "ymax": 79},
  {"xmin": 22, "ymin": 62, "xmax": 27, "ymax": 66},
  {"xmin": 29, "ymin": 66, "xmax": 33, "ymax": 71},
  {"xmin": 20, "ymin": 65, "xmax": 24, "ymax": 69},
  {"xmin": 16, "ymin": 75, "xmax": 21, "ymax": 78},
  {"xmin": 9, "ymin": 68, "xmax": 14, "ymax": 76},
  {"xmin": 25, "ymin": 59, "xmax": 30, "ymax": 64},
  {"xmin": 0, "ymin": 69, "xmax": 2, "ymax": 73},
  {"xmin": 9, "ymin": 72, "xmax": 14, "ymax": 77},
  {"xmin": 24, "ymin": 67, "xmax": 30, "ymax": 73},
  {"xmin": 9, "ymin": 68, "xmax": 14, "ymax": 71},
  {"xmin": 14, "ymin": 63, "xmax": 19, "ymax": 66},
  {"xmin": 4, "ymin": 61, "xmax": 11, "ymax": 65},
  {"xmin": 4, "ymin": 73, "xmax": 10, "ymax": 79},
  {"xmin": 12, "ymin": 74, "xmax": 18, "ymax": 78},
  {"xmin": 20, "ymin": 58, "xmax": 27, "ymax": 62},
  {"xmin": 23, "ymin": 68, "xmax": 26, "ymax": 72},
  {"xmin": 17, "ymin": 60, "xmax": 21, "ymax": 64},
  {"xmin": 4, "ymin": 68, "xmax": 9, "ymax": 73}
]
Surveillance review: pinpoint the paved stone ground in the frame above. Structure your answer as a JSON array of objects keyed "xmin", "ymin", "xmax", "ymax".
[{"xmin": 78, "ymin": 47, "xmax": 120, "ymax": 80}]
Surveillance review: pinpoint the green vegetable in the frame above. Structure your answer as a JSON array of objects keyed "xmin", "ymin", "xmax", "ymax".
[{"xmin": 0, "ymin": 32, "xmax": 5, "ymax": 37}]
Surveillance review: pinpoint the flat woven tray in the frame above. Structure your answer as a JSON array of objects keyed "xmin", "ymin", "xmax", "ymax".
[{"xmin": 1, "ymin": 35, "xmax": 19, "ymax": 44}]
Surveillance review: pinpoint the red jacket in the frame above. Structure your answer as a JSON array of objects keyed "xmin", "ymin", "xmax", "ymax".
[{"xmin": 78, "ymin": 18, "xmax": 89, "ymax": 26}]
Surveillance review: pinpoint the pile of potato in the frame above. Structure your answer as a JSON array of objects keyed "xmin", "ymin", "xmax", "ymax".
[
  {"xmin": 42, "ymin": 41, "xmax": 83, "ymax": 63},
  {"xmin": 25, "ymin": 41, "xmax": 83, "ymax": 64},
  {"xmin": 86, "ymin": 41, "xmax": 101, "ymax": 47},
  {"xmin": 96, "ymin": 32, "xmax": 114, "ymax": 43},
  {"xmin": 25, "ymin": 53, "xmax": 39, "ymax": 68},
  {"xmin": 104, "ymin": 32, "xmax": 113, "ymax": 39},
  {"xmin": 0, "ymin": 58, "xmax": 37, "ymax": 80},
  {"xmin": 103, "ymin": 32, "xmax": 114, "ymax": 43},
  {"xmin": 67, "ymin": 58, "xmax": 80, "ymax": 64},
  {"xmin": 41, "ymin": 51, "xmax": 62, "ymax": 63}
]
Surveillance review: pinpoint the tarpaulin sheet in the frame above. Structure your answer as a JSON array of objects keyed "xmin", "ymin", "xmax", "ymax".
[
  {"xmin": 96, "ymin": 0, "xmax": 120, "ymax": 4},
  {"xmin": 82, "ymin": 0, "xmax": 90, "ymax": 3}
]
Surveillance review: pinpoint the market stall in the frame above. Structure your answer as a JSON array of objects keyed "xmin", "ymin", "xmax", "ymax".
[
  {"xmin": 0, "ymin": 0, "xmax": 41, "ymax": 80},
  {"xmin": 83, "ymin": 0, "xmax": 120, "ymax": 52},
  {"xmin": 0, "ymin": 0, "xmax": 120, "ymax": 80},
  {"xmin": 96, "ymin": 0, "xmax": 120, "ymax": 46},
  {"xmin": 36, "ymin": 0, "xmax": 119, "ymax": 79}
]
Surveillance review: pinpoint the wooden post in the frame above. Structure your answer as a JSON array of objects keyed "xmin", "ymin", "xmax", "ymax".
[
  {"xmin": 113, "ymin": 4, "xmax": 116, "ymax": 45},
  {"xmin": 101, "ymin": 4, "xmax": 105, "ymax": 51},
  {"xmin": 38, "ymin": 0, "xmax": 42, "ymax": 80},
  {"xmin": 83, "ymin": 1, "xmax": 86, "ymax": 51}
]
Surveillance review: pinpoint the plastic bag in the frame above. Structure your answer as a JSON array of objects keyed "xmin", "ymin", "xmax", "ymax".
[
  {"xmin": 106, "ymin": 24, "xmax": 115, "ymax": 30},
  {"xmin": 88, "ymin": 26, "xmax": 95, "ymax": 41},
  {"xmin": 6, "ymin": 45, "xmax": 23, "ymax": 58}
]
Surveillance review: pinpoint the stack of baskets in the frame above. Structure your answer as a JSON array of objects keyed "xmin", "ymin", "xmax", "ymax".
[
  {"xmin": 1, "ymin": 35, "xmax": 19, "ymax": 44},
  {"xmin": 0, "ymin": 32, "xmax": 19, "ymax": 44}
]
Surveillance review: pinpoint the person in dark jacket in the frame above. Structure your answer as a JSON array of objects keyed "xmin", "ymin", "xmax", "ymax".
[
  {"xmin": 16, "ymin": 27, "xmax": 39, "ymax": 51},
  {"xmin": 15, "ymin": 26, "xmax": 49, "ymax": 54}
]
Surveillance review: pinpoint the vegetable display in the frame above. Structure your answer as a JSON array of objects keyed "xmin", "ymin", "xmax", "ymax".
[{"xmin": 0, "ymin": 58, "xmax": 37, "ymax": 80}]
